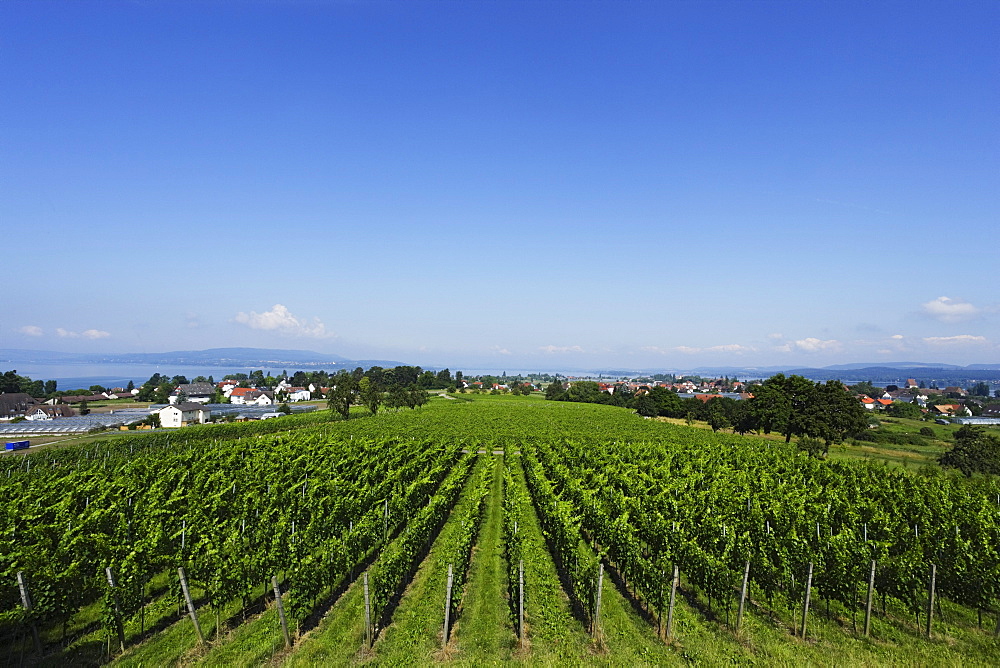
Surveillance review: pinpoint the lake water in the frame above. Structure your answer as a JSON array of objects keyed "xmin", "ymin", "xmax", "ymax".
[{"xmin": 8, "ymin": 363, "xmax": 289, "ymax": 391}]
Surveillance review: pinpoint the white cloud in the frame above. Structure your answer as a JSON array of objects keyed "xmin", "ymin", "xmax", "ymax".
[
  {"xmin": 668, "ymin": 343, "xmax": 752, "ymax": 355},
  {"xmin": 706, "ymin": 343, "xmax": 752, "ymax": 353},
  {"xmin": 56, "ymin": 327, "xmax": 111, "ymax": 339},
  {"xmin": 792, "ymin": 337, "xmax": 841, "ymax": 352},
  {"xmin": 81, "ymin": 329, "xmax": 110, "ymax": 340},
  {"xmin": 539, "ymin": 345, "xmax": 584, "ymax": 354},
  {"xmin": 890, "ymin": 334, "xmax": 904, "ymax": 340},
  {"xmin": 234, "ymin": 304, "xmax": 331, "ymax": 338},
  {"xmin": 17, "ymin": 325, "xmax": 43, "ymax": 337},
  {"xmin": 490, "ymin": 345, "xmax": 512, "ymax": 355},
  {"xmin": 922, "ymin": 335, "xmax": 989, "ymax": 346},
  {"xmin": 922, "ymin": 296, "xmax": 980, "ymax": 323}
]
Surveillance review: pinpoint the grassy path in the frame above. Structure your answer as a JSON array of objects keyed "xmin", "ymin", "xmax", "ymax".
[
  {"xmin": 281, "ymin": 577, "xmax": 369, "ymax": 666},
  {"xmin": 508, "ymin": 456, "xmax": 594, "ymax": 664},
  {"xmin": 450, "ymin": 455, "xmax": 515, "ymax": 661},
  {"xmin": 366, "ymin": 457, "xmax": 487, "ymax": 664}
]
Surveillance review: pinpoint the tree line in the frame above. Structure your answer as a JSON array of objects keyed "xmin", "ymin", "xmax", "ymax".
[{"xmin": 546, "ymin": 374, "xmax": 870, "ymax": 454}]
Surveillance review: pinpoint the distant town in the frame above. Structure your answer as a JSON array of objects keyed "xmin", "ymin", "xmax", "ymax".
[{"xmin": 3, "ymin": 363, "xmax": 999, "ymax": 440}]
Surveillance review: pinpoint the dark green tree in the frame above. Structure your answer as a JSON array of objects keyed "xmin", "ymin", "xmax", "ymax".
[
  {"xmin": 647, "ymin": 386, "xmax": 683, "ymax": 417},
  {"xmin": 634, "ymin": 394, "xmax": 658, "ymax": 417},
  {"xmin": 565, "ymin": 381, "xmax": 602, "ymax": 403},
  {"xmin": 887, "ymin": 401, "xmax": 922, "ymax": 419},
  {"xmin": 359, "ymin": 376, "xmax": 382, "ymax": 416},
  {"xmin": 850, "ymin": 380, "xmax": 881, "ymax": 398},
  {"xmin": 327, "ymin": 371, "xmax": 357, "ymax": 420},
  {"xmin": 811, "ymin": 380, "xmax": 870, "ymax": 444},
  {"xmin": 939, "ymin": 425, "xmax": 1000, "ymax": 476},
  {"xmin": 970, "ymin": 382, "xmax": 990, "ymax": 397},
  {"xmin": 545, "ymin": 380, "xmax": 565, "ymax": 400},
  {"xmin": 386, "ymin": 384, "xmax": 408, "ymax": 411}
]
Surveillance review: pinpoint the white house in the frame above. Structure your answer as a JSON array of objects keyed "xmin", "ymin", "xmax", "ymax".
[
  {"xmin": 284, "ymin": 387, "xmax": 311, "ymax": 402},
  {"xmin": 158, "ymin": 402, "xmax": 210, "ymax": 428},
  {"xmin": 169, "ymin": 383, "xmax": 216, "ymax": 405}
]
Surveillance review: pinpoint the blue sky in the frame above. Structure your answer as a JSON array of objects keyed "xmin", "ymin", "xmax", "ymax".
[{"xmin": 3, "ymin": 0, "xmax": 998, "ymax": 370}]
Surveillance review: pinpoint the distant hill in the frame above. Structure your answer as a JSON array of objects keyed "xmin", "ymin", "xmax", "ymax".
[
  {"xmin": 820, "ymin": 362, "xmax": 965, "ymax": 371},
  {"xmin": 784, "ymin": 366, "xmax": 1000, "ymax": 384},
  {"xmin": 0, "ymin": 347, "xmax": 405, "ymax": 370}
]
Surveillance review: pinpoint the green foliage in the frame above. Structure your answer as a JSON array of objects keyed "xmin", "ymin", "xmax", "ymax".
[
  {"xmin": 544, "ymin": 380, "xmax": 565, "ymax": 401},
  {"xmin": 326, "ymin": 370, "xmax": 356, "ymax": 420},
  {"xmin": 797, "ymin": 436, "xmax": 828, "ymax": 459},
  {"xmin": 939, "ymin": 425, "xmax": 1000, "ymax": 476},
  {"xmin": 358, "ymin": 376, "xmax": 381, "ymax": 416},
  {"xmin": 634, "ymin": 393, "xmax": 658, "ymax": 418},
  {"xmin": 887, "ymin": 401, "xmax": 923, "ymax": 419}
]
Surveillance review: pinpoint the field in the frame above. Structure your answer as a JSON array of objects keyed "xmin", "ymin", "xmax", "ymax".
[{"xmin": 3, "ymin": 394, "xmax": 999, "ymax": 666}]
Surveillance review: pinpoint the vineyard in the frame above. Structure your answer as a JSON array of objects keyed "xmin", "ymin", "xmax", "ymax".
[{"xmin": 3, "ymin": 394, "xmax": 1000, "ymax": 665}]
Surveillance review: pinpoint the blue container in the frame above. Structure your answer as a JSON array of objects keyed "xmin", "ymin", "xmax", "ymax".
[{"xmin": 4, "ymin": 440, "xmax": 29, "ymax": 451}]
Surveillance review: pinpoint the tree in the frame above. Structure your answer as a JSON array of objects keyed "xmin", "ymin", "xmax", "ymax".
[
  {"xmin": 152, "ymin": 382, "xmax": 174, "ymax": 404},
  {"xmin": 634, "ymin": 394, "xmax": 658, "ymax": 417},
  {"xmin": 970, "ymin": 382, "xmax": 990, "ymax": 397},
  {"xmin": 44, "ymin": 380, "xmax": 58, "ymax": 395},
  {"xmin": 359, "ymin": 376, "xmax": 382, "ymax": 416},
  {"xmin": 797, "ymin": 436, "xmax": 828, "ymax": 459},
  {"xmin": 707, "ymin": 405, "xmax": 731, "ymax": 432},
  {"xmin": 78, "ymin": 400, "xmax": 90, "ymax": 416},
  {"xmin": 647, "ymin": 386, "xmax": 682, "ymax": 418},
  {"xmin": 565, "ymin": 381, "xmax": 602, "ymax": 403},
  {"xmin": 327, "ymin": 371, "xmax": 357, "ymax": 420},
  {"xmin": 386, "ymin": 384, "xmax": 408, "ymax": 411},
  {"xmin": 887, "ymin": 400, "xmax": 922, "ymax": 419},
  {"xmin": 436, "ymin": 369, "xmax": 452, "ymax": 386},
  {"xmin": 850, "ymin": 380, "xmax": 881, "ymax": 398},
  {"xmin": 407, "ymin": 385, "xmax": 429, "ymax": 409},
  {"xmin": 278, "ymin": 403, "xmax": 292, "ymax": 415},
  {"xmin": 135, "ymin": 383, "xmax": 155, "ymax": 402},
  {"xmin": 748, "ymin": 374, "xmax": 838, "ymax": 443},
  {"xmin": 939, "ymin": 425, "xmax": 1000, "ymax": 476},
  {"xmin": 545, "ymin": 380, "xmax": 565, "ymax": 400},
  {"xmin": 126, "ymin": 380, "xmax": 134, "ymax": 391}
]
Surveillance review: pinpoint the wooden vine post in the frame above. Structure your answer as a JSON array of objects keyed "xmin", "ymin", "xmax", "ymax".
[
  {"xmin": 666, "ymin": 563, "xmax": 679, "ymax": 640},
  {"xmin": 800, "ymin": 562, "xmax": 814, "ymax": 639},
  {"xmin": 272, "ymin": 576, "xmax": 292, "ymax": 648},
  {"xmin": 363, "ymin": 571, "xmax": 372, "ymax": 648},
  {"xmin": 518, "ymin": 559, "xmax": 525, "ymax": 644},
  {"xmin": 593, "ymin": 562, "xmax": 604, "ymax": 641},
  {"xmin": 926, "ymin": 563, "xmax": 936, "ymax": 639},
  {"xmin": 863, "ymin": 560, "xmax": 876, "ymax": 637},
  {"xmin": 105, "ymin": 567, "xmax": 127, "ymax": 653},
  {"xmin": 736, "ymin": 560, "xmax": 751, "ymax": 633},
  {"xmin": 442, "ymin": 564, "xmax": 454, "ymax": 645},
  {"xmin": 16, "ymin": 571, "xmax": 42, "ymax": 654},
  {"xmin": 177, "ymin": 567, "xmax": 205, "ymax": 644}
]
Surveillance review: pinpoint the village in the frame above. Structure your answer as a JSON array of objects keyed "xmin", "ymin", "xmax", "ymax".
[{"xmin": 5, "ymin": 367, "xmax": 999, "ymax": 440}]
